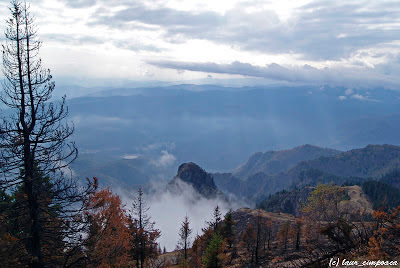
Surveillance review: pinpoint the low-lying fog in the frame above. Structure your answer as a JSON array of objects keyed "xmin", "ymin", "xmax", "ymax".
[{"xmin": 116, "ymin": 180, "xmax": 243, "ymax": 251}]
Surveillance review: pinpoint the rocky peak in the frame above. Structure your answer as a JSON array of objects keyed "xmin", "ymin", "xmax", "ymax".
[
  {"xmin": 168, "ymin": 162, "xmax": 225, "ymax": 199},
  {"xmin": 176, "ymin": 162, "xmax": 215, "ymax": 188}
]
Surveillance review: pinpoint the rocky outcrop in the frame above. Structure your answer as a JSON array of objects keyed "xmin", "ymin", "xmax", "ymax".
[{"xmin": 167, "ymin": 162, "xmax": 226, "ymax": 200}]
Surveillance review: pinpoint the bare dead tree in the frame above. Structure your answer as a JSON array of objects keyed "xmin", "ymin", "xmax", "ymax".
[
  {"xmin": 177, "ymin": 215, "xmax": 193, "ymax": 263},
  {"xmin": 130, "ymin": 188, "xmax": 161, "ymax": 268},
  {"xmin": 0, "ymin": 1, "xmax": 95, "ymax": 267}
]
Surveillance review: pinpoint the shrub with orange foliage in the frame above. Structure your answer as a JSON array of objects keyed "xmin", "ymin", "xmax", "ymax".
[
  {"xmin": 241, "ymin": 223, "xmax": 257, "ymax": 263},
  {"xmin": 84, "ymin": 188, "xmax": 133, "ymax": 267},
  {"xmin": 368, "ymin": 206, "xmax": 400, "ymax": 260}
]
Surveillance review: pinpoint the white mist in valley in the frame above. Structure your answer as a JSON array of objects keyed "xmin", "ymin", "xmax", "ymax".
[
  {"xmin": 112, "ymin": 176, "xmax": 246, "ymax": 252},
  {"xmin": 147, "ymin": 180, "xmax": 241, "ymax": 251}
]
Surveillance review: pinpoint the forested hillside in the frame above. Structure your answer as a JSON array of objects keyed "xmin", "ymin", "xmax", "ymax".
[
  {"xmin": 233, "ymin": 144, "xmax": 341, "ymax": 178},
  {"xmin": 215, "ymin": 144, "xmax": 400, "ymax": 201}
]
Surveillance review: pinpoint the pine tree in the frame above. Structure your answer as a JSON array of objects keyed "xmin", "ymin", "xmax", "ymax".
[
  {"xmin": 12, "ymin": 165, "xmax": 65, "ymax": 265},
  {"xmin": 0, "ymin": 189, "xmax": 22, "ymax": 266},
  {"xmin": 222, "ymin": 210, "xmax": 235, "ymax": 248},
  {"xmin": 177, "ymin": 215, "xmax": 192, "ymax": 263},
  {"xmin": 202, "ymin": 233, "xmax": 223, "ymax": 268},
  {"xmin": 0, "ymin": 1, "xmax": 95, "ymax": 266},
  {"xmin": 130, "ymin": 188, "xmax": 161, "ymax": 268},
  {"xmin": 204, "ymin": 205, "xmax": 222, "ymax": 233}
]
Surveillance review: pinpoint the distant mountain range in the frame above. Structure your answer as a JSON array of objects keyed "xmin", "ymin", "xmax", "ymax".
[
  {"xmin": 66, "ymin": 84, "xmax": 400, "ymax": 175},
  {"xmin": 62, "ymin": 83, "xmax": 400, "ymax": 197},
  {"xmin": 72, "ymin": 142, "xmax": 400, "ymax": 205},
  {"xmin": 213, "ymin": 144, "xmax": 400, "ymax": 201},
  {"xmin": 233, "ymin": 144, "xmax": 341, "ymax": 178}
]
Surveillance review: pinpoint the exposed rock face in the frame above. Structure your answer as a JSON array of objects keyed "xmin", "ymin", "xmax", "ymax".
[
  {"xmin": 168, "ymin": 162, "xmax": 226, "ymax": 200},
  {"xmin": 343, "ymin": 185, "xmax": 373, "ymax": 214}
]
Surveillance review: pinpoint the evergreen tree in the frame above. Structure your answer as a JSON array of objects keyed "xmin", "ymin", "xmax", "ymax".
[
  {"xmin": 0, "ymin": 1, "xmax": 95, "ymax": 266},
  {"xmin": 189, "ymin": 233, "xmax": 203, "ymax": 268},
  {"xmin": 362, "ymin": 180, "xmax": 400, "ymax": 210},
  {"xmin": 202, "ymin": 233, "xmax": 223, "ymax": 268},
  {"xmin": 177, "ymin": 215, "xmax": 192, "ymax": 263},
  {"xmin": 13, "ymin": 165, "xmax": 65, "ymax": 265},
  {"xmin": 130, "ymin": 188, "xmax": 161, "ymax": 268},
  {"xmin": 0, "ymin": 189, "xmax": 22, "ymax": 266},
  {"xmin": 204, "ymin": 205, "xmax": 222, "ymax": 233},
  {"xmin": 222, "ymin": 210, "xmax": 235, "ymax": 248}
]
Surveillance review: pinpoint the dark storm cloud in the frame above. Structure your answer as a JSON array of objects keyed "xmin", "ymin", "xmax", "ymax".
[
  {"xmin": 147, "ymin": 60, "xmax": 400, "ymax": 88},
  {"xmin": 89, "ymin": 0, "xmax": 400, "ymax": 61}
]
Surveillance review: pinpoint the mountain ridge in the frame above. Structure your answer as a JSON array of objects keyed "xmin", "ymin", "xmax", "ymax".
[
  {"xmin": 233, "ymin": 144, "xmax": 341, "ymax": 178},
  {"xmin": 214, "ymin": 144, "xmax": 400, "ymax": 201}
]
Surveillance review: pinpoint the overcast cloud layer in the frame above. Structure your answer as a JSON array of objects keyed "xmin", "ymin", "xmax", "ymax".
[{"xmin": 0, "ymin": 0, "xmax": 399, "ymax": 88}]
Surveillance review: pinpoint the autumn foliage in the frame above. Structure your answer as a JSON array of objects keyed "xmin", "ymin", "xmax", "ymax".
[
  {"xmin": 367, "ymin": 206, "xmax": 400, "ymax": 260},
  {"xmin": 84, "ymin": 188, "xmax": 132, "ymax": 267}
]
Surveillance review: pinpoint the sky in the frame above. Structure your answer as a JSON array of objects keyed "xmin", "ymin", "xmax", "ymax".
[{"xmin": 0, "ymin": 0, "xmax": 400, "ymax": 88}]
